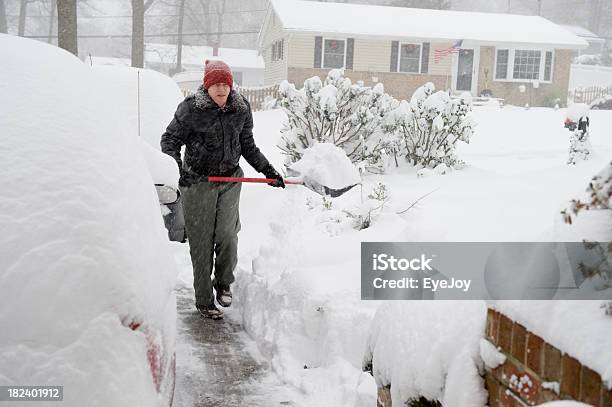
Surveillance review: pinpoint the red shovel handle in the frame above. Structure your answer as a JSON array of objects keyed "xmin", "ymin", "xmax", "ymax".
[{"xmin": 206, "ymin": 176, "xmax": 303, "ymax": 185}]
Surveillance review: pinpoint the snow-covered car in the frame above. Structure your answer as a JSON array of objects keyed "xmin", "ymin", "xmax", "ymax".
[
  {"xmin": 589, "ymin": 94, "xmax": 612, "ymax": 110},
  {"xmin": 91, "ymin": 65, "xmax": 186, "ymax": 242},
  {"xmin": 1, "ymin": 34, "xmax": 177, "ymax": 405}
]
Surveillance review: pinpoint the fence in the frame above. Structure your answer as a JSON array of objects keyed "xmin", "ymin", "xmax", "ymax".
[
  {"xmin": 180, "ymin": 84, "xmax": 280, "ymax": 112},
  {"xmin": 568, "ymin": 85, "xmax": 612, "ymax": 104}
]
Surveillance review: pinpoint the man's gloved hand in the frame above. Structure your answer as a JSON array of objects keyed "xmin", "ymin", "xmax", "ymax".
[{"xmin": 262, "ymin": 164, "xmax": 285, "ymax": 188}]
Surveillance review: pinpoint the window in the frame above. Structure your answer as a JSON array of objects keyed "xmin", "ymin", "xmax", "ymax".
[
  {"xmin": 323, "ymin": 39, "xmax": 346, "ymax": 69},
  {"xmin": 398, "ymin": 43, "xmax": 421, "ymax": 73},
  {"xmin": 233, "ymin": 71, "xmax": 243, "ymax": 86},
  {"xmin": 495, "ymin": 49, "xmax": 509, "ymax": 79},
  {"xmin": 544, "ymin": 51, "xmax": 553, "ymax": 81},
  {"xmin": 494, "ymin": 48, "xmax": 554, "ymax": 83},
  {"xmin": 271, "ymin": 40, "xmax": 284, "ymax": 62},
  {"xmin": 513, "ymin": 49, "xmax": 541, "ymax": 80}
]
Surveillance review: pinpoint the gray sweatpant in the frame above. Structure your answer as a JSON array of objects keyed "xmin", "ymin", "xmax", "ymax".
[{"xmin": 180, "ymin": 167, "xmax": 243, "ymax": 307}]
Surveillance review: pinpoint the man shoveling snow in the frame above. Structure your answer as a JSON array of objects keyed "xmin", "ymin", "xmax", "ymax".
[{"xmin": 161, "ymin": 60, "xmax": 285, "ymax": 319}]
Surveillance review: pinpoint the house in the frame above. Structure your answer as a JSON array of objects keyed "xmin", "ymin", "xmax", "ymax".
[
  {"xmin": 560, "ymin": 25, "xmax": 605, "ymax": 57},
  {"xmin": 259, "ymin": 0, "xmax": 588, "ymax": 106},
  {"xmin": 144, "ymin": 43, "xmax": 265, "ymax": 87}
]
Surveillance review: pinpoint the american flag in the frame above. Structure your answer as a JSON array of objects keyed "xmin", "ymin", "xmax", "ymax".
[{"xmin": 434, "ymin": 40, "xmax": 463, "ymax": 64}]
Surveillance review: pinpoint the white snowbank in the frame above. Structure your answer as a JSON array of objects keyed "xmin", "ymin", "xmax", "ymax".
[
  {"xmin": 289, "ymin": 143, "xmax": 361, "ymax": 190},
  {"xmin": 139, "ymin": 139, "xmax": 179, "ymax": 188},
  {"xmin": 89, "ymin": 65, "xmax": 183, "ymax": 151},
  {"xmin": 0, "ymin": 34, "xmax": 176, "ymax": 405},
  {"xmin": 363, "ymin": 302, "xmax": 488, "ymax": 406}
]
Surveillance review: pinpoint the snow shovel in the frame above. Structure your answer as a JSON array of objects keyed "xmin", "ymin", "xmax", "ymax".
[{"xmin": 203, "ymin": 175, "xmax": 359, "ymax": 198}]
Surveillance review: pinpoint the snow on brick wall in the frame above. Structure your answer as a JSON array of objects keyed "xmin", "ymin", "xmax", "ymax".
[{"xmin": 484, "ymin": 308, "xmax": 612, "ymax": 406}]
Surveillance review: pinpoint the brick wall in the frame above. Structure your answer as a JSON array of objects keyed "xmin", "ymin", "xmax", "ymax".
[
  {"xmin": 485, "ymin": 308, "xmax": 612, "ymax": 406},
  {"xmin": 287, "ymin": 67, "xmax": 452, "ymax": 101},
  {"xmin": 477, "ymin": 47, "xmax": 572, "ymax": 107}
]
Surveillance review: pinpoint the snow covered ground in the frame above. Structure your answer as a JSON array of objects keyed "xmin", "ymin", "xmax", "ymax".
[{"xmin": 171, "ymin": 104, "xmax": 612, "ymax": 406}]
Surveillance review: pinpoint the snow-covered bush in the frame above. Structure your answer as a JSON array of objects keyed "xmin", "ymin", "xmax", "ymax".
[
  {"xmin": 278, "ymin": 69, "xmax": 398, "ymax": 172},
  {"xmin": 307, "ymin": 182, "xmax": 391, "ymax": 232},
  {"xmin": 561, "ymin": 162, "xmax": 611, "ymax": 293},
  {"xmin": 384, "ymin": 82, "xmax": 475, "ymax": 168},
  {"xmin": 561, "ymin": 161, "xmax": 611, "ymax": 224},
  {"xmin": 573, "ymin": 54, "xmax": 601, "ymax": 65}
]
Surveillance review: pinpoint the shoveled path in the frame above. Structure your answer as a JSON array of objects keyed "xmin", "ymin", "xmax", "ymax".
[{"xmin": 173, "ymin": 288, "xmax": 297, "ymax": 407}]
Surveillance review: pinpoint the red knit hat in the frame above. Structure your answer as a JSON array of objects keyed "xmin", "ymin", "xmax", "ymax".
[{"xmin": 203, "ymin": 59, "xmax": 233, "ymax": 89}]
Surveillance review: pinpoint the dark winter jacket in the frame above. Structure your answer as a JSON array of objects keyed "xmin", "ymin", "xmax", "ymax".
[{"xmin": 161, "ymin": 86, "xmax": 270, "ymax": 187}]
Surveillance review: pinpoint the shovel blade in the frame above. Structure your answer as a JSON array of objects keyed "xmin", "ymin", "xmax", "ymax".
[{"xmin": 300, "ymin": 177, "xmax": 359, "ymax": 198}]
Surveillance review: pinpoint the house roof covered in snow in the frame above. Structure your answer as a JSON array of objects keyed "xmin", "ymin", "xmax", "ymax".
[
  {"xmin": 144, "ymin": 43, "xmax": 264, "ymax": 70},
  {"xmin": 264, "ymin": 0, "xmax": 588, "ymax": 49},
  {"xmin": 560, "ymin": 25, "xmax": 605, "ymax": 43}
]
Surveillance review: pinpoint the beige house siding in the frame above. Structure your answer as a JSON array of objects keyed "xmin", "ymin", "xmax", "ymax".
[
  {"xmin": 353, "ymin": 39, "xmax": 391, "ymax": 72},
  {"xmin": 288, "ymin": 67, "xmax": 448, "ymax": 100},
  {"xmin": 288, "ymin": 34, "xmax": 315, "ymax": 68},
  {"xmin": 261, "ymin": 11, "xmax": 287, "ymax": 86},
  {"xmin": 478, "ymin": 47, "xmax": 572, "ymax": 106}
]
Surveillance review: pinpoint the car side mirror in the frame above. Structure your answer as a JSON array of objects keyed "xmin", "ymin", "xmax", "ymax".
[{"xmin": 155, "ymin": 184, "xmax": 180, "ymax": 205}]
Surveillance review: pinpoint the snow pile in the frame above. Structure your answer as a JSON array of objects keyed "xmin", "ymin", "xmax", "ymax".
[
  {"xmin": 536, "ymin": 402, "xmax": 592, "ymax": 407},
  {"xmin": 363, "ymin": 302, "xmax": 488, "ymax": 406},
  {"xmin": 289, "ymin": 143, "xmax": 361, "ymax": 190},
  {"xmin": 0, "ymin": 34, "xmax": 176, "ymax": 405},
  {"xmin": 479, "ymin": 338, "xmax": 506, "ymax": 369},
  {"xmin": 90, "ymin": 65, "xmax": 184, "ymax": 151},
  {"xmin": 492, "ymin": 302, "xmax": 612, "ymax": 386},
  {"xmin": 233, "ymin": 189, "xmax": 380, "ymax": 406}
]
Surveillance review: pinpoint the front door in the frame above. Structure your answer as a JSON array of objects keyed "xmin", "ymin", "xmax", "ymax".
[{"xmin": 456, "ymin": 49, "xmax": 474, "ymax": 92}]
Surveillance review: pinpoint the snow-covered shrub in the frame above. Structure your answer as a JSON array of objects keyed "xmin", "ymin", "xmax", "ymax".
[
  {"xmin": 383, "ymin": 82, "xmax": 475, "ymax": 169},
  {"xmin": 561, "ymin": 161, "xmax": 611, "ymax": 223},
  {"xmin": 278, "ymin": 69, "xmax": 398, "ymax": 172},
  {"xmin": 573, "ymin": 54, "xmax": 601, "ymax": 65},
  {"xmin": 561, "ymin": 162, "xmax": 612, "ymax": 292},
  {"xmin": 307, "ymin": 182, "xmax": 391, "ymax": 232}
]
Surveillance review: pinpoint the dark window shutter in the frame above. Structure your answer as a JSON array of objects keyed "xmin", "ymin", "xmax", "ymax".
[
  {"xmin": 314, "ymin": 36, "xmax": 323, "ymax": 68},
  {"xmin": 390, "ymin": 41, "xmax": 399, "ymax": 72},
  {"xmin": 281, "ymin": 39, "xmax": 284, "ymax": 60},
  {"xmin": 346, "ymin": 38, "xmax": 354, "ymax": 70},
  {"xmin": 421, "ymin": 42, "xmax": 430, "ymax": 74}
]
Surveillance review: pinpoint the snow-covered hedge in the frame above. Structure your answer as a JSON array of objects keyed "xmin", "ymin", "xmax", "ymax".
[
  {"xmin": 277, "ymin": 69, "xmax": 398, "ymax": 173},
  {"xmin": 278, "ymin": 73, "xmax": 475, "ymax": 174},
  {"xmin": 384, "ymin": 82, "xmax": 475, "ymax": 168}
]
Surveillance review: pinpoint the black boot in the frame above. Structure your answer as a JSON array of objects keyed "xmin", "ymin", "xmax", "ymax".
[
  {"xmin": 214, "ymin": 280, "xmax": 232, "ymax": 308},
  {"xmin": 196, "ymin": 303, "xmax": 224, "ymax": 320}
]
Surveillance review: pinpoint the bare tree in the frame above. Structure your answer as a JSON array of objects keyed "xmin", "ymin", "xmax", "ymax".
[
  {"xmin": 48, "ymin": 0, "xmax": 56, "ymax": 43},
  {"xmin": 131, "ymin": 0, "xmax": 155, "ymax": 68},
  {"xmin": 0, "ymin": 0, "xmax": 7, "ymax": 34},
  {"xmin": 214, "ymin": 0, "xmax": 227, "ymax": 48},
  {"xmin": 172, "ymin": 0, "xmax": 186, "ymax": 75},
  {"xmin": 57, "ymin": 0, "xmax": 77, "ymax": 55},
  {"xmin": 18, "ymin": 0, "xmax": 28, "ymax": 35}
]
